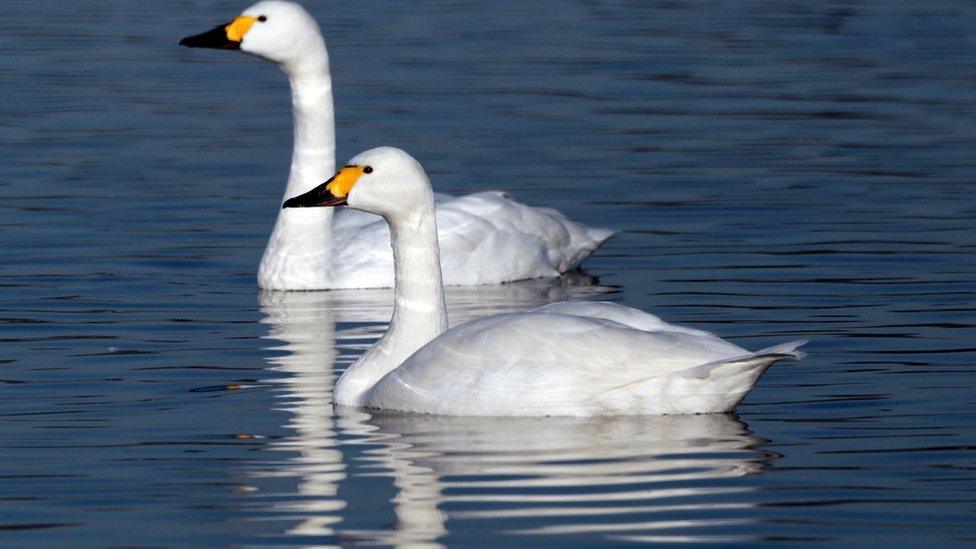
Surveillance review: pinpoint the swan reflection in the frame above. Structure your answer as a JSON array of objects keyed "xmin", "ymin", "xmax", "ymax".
[
  {"xmin": 254, "ymin": 277, "xmax": 775, "ymax": 545},
  {"xmin": 264, "ymin": 271, "xmax": 613, "ymax": 325},
  {"xmin": 257, "ymin": 288, "xmax": 346, "ymax": 537},
  {"xmin": 340, "ymin": 411, "xmax": 772, "ymax": 546}
]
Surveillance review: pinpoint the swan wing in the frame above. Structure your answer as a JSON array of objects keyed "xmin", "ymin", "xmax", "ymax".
[
  {"xmin": 364, "ymin": 308, "xmax": 795, "ymax": 416},
  {"xmin": 436, "ymin": 192, "xmax": 613, "ymax": 284},
  {"xmin": 329, "ymin": 192, "xmax": 613, "ymax": 288}
]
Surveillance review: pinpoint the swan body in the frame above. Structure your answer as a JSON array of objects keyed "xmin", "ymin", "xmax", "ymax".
[
  {"xmin": 326, "ymin": 191, "xmax": 611, "ymax": 288},
  {"xmin": 181, "ymin": 1, "xmax": 612, "ymax": 290},
  {"xmin": 366, "ymin": 301, "xmax": 805, "ymax": 416},
  {"xmin": 284, "ymin": 147, "xmax": 806, "ymax": 416}
]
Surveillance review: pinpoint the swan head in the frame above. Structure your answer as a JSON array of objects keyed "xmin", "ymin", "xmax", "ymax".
[
  {"xmin": 283, "ymin": 147, "xmax": 432, "ymax": 218},
  {"xmin": 180, "ymin": 1, "xmax": 325, "ymax": 67}
]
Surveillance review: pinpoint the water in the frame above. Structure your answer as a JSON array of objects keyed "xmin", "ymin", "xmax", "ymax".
[{"xmin": 2, "ymin": 0, "xmax": 975, "ymax": 545}]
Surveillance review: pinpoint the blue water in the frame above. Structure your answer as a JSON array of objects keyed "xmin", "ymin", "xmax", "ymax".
[{"xmin": 2, "ymin": 0, "xmax": 975, "ymax": 545}]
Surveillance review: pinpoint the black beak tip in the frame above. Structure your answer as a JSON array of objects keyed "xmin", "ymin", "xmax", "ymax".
[
  {"xmin": 281, "ymin": 183, "xmax": 347, "ymax": 209},
  {"xmin": 179, "ymin": 25, "xmax": 240, "ymax": 50}
]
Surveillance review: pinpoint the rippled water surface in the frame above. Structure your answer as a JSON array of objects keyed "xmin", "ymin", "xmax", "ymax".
[{"xmin": 3, "ymin": 0, "xmax": 976, "ymax": 545}]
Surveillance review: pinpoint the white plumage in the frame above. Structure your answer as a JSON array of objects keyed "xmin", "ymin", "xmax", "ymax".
[
  {"xmin": 284, "ymin": 147, "xmax": 806, "ymax": 417},
  {"xmin": 366, "ymin": 301, "xmax": 805, "ymax": 416},
  {"xmin": 182, "ymin": 1, "xmax": 612, "ymax": 290},
  {"xmin": 323, "ymin": 192, "xmax": 612, "ymax": 289}
]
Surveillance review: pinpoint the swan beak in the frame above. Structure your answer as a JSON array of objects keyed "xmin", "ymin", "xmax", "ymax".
[
  {"xmin": 282, "ymin": 182, "xmax": 346, "ymax": 208},
  {"xmin": 179, "ymin": 16, "xmax": 256, "ymax": 50},
  {"xmin": 282, "ymin": 166, "xmax": 365, "ymax": 209}
]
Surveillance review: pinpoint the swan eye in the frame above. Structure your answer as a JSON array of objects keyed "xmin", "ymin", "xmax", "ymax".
[
  {"xmin": 363, "ymin": 166, "xmax": 374, "ymax": 174},
  {"xmin": 257, "ymin": 15, "xmax": 268, "ymax": 22}
]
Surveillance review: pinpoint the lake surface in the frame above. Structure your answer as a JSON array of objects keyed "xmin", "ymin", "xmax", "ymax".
[{"xmin": 2, "ymin": 0, "xmax": 975, "ymax": 545}]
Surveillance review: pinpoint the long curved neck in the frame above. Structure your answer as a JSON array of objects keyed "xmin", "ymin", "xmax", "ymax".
[
  {"xmin": 258, "ymin": 42, "xmax": 338, "ymax": 289},
  {"xmin": 334, "ymin": 196, "xmax": 448, "ymax": 406},
  {"xmin": 283, "ymin": 52, "xmax": 335, "ymax": 198},
  {"xmin": 388, "ymin": 201, "xmax": 448, "ymax": 339}
]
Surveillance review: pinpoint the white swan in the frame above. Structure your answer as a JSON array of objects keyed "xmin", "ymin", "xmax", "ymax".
[
  {"xmin": 284, "ymin": 147, "xmax": 806, "ymax": 416},
  {"xmin": 180, "ymin": 1, "xmax": 613, "ymax": 290}
]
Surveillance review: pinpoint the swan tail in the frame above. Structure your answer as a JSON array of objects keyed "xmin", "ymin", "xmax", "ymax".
[
  {"xmin": 588, "ymin": 340, "xmax": 807, "ymax": 415},
  {"xmin": 660, "ymin": 340, "xmax": 806, "ymax": 413},
  {"xmin": 558, "ymin": 226, "xmax": 615, "ymax": 273},
  {"xmin": 588, "ymin": 227, "xmax": 616, "ymax": 245},
  {"xmin": 667, "ymin": 340, "xmax": 807, "ymax": 412},
  {"xmin": 585, "ymin": 227, "xmax": 616, "ymax": 253},
  {"xmin": 678, "ymin": 339, "xmax": 808, "ymax": 381}
]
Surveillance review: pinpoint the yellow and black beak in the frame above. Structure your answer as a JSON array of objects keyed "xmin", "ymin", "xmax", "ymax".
[
  {"xmin": 179, "ymin": 16, "xmax": 256, "ymax": 50},
  {"xmin": 283, "ymin": 166, "xmax": 366, "ymax": 209}
]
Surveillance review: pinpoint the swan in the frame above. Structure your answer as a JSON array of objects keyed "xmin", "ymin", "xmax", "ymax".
[
  {"xmin": 283, "ymin": 147, "xmax": 806, "ymax": 416},
  {"xmin": 180, "ymin": 1, "xmax": 613, "ymax": 290}
]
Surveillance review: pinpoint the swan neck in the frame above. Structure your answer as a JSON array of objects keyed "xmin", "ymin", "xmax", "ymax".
[
  {"xmin": 283, "ymin": 49, "xmax": 335, "ymax": 199},
  {"xmin": 257, "ymin": 42, "xmax": 336, "ymax": 290},
  {"xmin": 333, "ymin": 196, "xmax": 447, "ymax": 406},
  {"xmin": 388, "ymin": 201, "xmax": 448, "ymax": 338}
]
